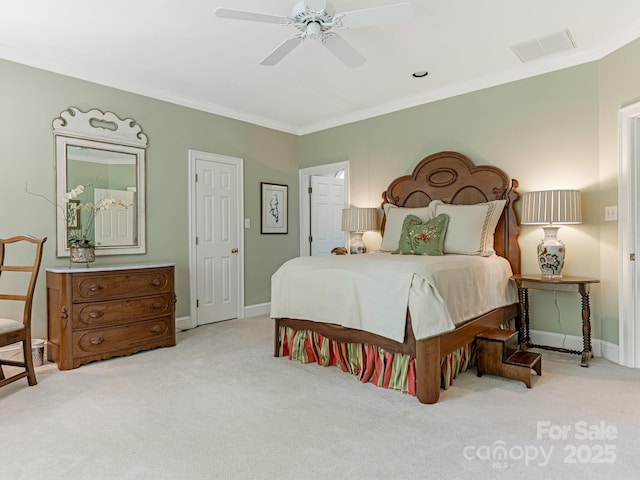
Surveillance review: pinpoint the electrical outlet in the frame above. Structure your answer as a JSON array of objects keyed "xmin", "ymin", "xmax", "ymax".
[{"xmin": 605, "ymin": 206, "xmax": 618, "ymax": 222}]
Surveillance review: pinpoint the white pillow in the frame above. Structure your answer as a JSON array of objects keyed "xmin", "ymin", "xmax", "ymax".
[
  {"xmin": 380, "ymin": 203, "xmax": 434, "ymax": 252},
  {"xmin": 432, "ymin": 199, "xmax": 506, "ymax": 256}
]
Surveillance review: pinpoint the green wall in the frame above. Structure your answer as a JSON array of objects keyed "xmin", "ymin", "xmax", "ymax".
[
  {"xmin": 1, "ymin": 58, "xmax": 300, "ymax": 338},
  {"xmin": 596, "ymin": 38, "xmax": 640, "ymax": 347},
  {"xmin": 299, "ymin": 37, "xmax": 640, "ymax": 346},
  {"xmin": 4, "ymin": 36, "xmax": 640, "ymax": 347}
]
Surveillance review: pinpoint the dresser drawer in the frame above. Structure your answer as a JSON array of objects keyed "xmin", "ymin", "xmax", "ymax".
[
  {"xmin": 72, "ymin": 293, "xmax": 174, "ymax": 329},
  {"xmin": 72, "ymin": 268, "xmax": 173, "ymax": 301},
  {"xmin": 73, "ymin": 316, "xmax": 173, "ymax": 357}
]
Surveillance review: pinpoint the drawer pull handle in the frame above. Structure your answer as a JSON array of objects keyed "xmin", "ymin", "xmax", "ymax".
[
  {"xmin": 89, "ymin": 310, "xmax": 104, "ymax": 318},
  {"xmin": 61, "ymin": 307, "xmax": 69, "ymax": 330},
  {"xmin": 150, "ymin": 302, "xmax": 162, "ymax": 309},
  {"xmin": 90, "ymin": 336, "xmax": 105, "ymax": 345},
  {"xmin": 150, "ymin": 325, "xmax": 162, "ymax": 333},
  {"xmin": 88, "ymin": 284, "xmax": 103, "ymax": 292},
  {"xmin": 150, "ymin": 279, "xmax": 161, "ymax": 286}
]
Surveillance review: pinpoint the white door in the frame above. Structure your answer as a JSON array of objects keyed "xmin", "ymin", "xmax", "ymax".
[
  {"xmin": 94, "ymin": 188, "xmax": 136, "ymax": 246},
  {"xmin": 619, "ymin": 103, "xmax": 640, "ymax": 367},
  {"xmin": 299, "ymin": 162, "xmax": 349, "ymax": 257},
  {"xmin": 190, "ymin": 151, "xmax": 243, "ymax": 326},
  {"xmin": 310, "ymin": 175, "xmax": 345, "ymax": 255}
]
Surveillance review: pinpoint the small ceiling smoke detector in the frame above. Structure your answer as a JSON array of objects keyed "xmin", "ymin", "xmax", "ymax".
[{"xmin": 511, "ymin": 29, "xmax": 576, "ymax": 63}]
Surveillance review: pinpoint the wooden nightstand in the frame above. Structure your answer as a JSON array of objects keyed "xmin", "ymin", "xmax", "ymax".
[{"xmin": 511, "ymin": 274, "xmax": 600, "ymax": 367}]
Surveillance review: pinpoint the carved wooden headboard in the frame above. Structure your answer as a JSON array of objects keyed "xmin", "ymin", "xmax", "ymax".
[{"xmin": 381, "ymin": 151, "xmax": 520, "ymax": 274}]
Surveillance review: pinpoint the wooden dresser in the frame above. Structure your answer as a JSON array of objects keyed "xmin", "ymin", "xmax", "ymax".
[{"xmin": 46, "ymin": 263, "xmax": 176, "ymax": 370}]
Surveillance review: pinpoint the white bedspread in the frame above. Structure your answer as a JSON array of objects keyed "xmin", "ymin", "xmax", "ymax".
[{"xmin": 270, "ymin": 252, "xmax": 518, "ymax": 342}]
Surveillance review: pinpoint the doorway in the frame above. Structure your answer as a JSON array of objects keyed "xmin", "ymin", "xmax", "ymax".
[
  {"xmin": 299, "ymin": 162, "xmax": 349, "ymax": 256},
  {"xmin": 618, "ymin": 102, "xmax": 640, "ymax": 367},
  {"xmin": 189, "ymin": 150, "xmax": 244, "ymax": 328}
]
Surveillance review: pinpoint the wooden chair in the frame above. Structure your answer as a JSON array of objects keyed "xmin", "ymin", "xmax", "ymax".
[{"xmin": 0, "ymin": 235, "xmax": 47, "ymax": 388}]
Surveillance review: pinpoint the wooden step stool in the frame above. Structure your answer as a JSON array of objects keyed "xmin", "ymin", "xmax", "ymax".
[{"xmin": 476, "ymin": 328, "xmax": 542, "ymax": 388}]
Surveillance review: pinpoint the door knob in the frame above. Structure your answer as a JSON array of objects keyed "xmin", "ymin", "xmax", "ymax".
[{"xmin": 231, "ymin": 248, "xmax": 238, "ymax": 253}]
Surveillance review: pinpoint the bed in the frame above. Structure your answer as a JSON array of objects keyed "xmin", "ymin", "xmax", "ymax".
[{"xmin": 271, "ymin": 151, "xmax": 521, "ymax": 404}]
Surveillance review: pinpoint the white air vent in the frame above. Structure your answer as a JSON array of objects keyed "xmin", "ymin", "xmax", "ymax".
[{"xmin": 511, "ymin": 29, "xmax": 576, "ymax": 63}]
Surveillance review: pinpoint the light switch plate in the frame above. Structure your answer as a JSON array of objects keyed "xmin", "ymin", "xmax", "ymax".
[
  {"xmin": 244, "ymin": 218, "xmax": 251, "ymax": 228},
  {"xmin": 605, "ymin": 206, "xmax": 618, "ymax": 221}
]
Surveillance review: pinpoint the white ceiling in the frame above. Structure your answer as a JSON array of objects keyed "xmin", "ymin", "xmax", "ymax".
[{"xmin": 2, "ymin": 1, "xmax": 640, "ymax": 135}]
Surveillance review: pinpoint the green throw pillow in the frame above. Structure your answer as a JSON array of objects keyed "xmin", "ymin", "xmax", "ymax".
[
  {"xmin": 395, "ymin": 214, "xmax": 423, "ymax": 254},
  {"xmin": 396, "ymin": 214, "xmax": 449, "ymax": 256}
]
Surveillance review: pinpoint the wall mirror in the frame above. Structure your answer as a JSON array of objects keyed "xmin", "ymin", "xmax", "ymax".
[{"xmin": 53, "ymin": 107, "xmax": 147, "ymax": 257}]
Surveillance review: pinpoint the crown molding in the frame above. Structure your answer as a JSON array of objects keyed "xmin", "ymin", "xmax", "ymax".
[{"xmin": 3, "ymin": 25, "xmax": 640, "ymax": 137}]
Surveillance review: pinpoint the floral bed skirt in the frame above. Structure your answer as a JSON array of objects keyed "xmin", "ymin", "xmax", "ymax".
[{"xmin": 277, "ymin": 326, "xmax": 476, "ymax": 396}]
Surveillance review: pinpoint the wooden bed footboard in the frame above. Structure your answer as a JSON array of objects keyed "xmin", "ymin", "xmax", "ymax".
[
  {"xmin": 422, "ymin": 303, "xmax": 520, "ymax": 403},
  {"xmin": 274, "ymin": 302, "xmax": 519, "ymax": 404}
]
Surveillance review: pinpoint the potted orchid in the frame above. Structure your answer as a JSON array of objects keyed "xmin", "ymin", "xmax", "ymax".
[
  {"xmin": 64, "ymin": 185, "xmax": 127, "ymax": 262},
  {"xmin": 27, "ymin": 183, "xmax": 128, "ymax": 263}
]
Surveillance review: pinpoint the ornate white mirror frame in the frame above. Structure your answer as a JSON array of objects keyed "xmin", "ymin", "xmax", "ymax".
[{"xmin": 53, "ymin": 107, "xmax": 147, "ymax": 257}]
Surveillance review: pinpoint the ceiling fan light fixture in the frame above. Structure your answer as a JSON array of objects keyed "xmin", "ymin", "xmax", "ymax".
[
  {"xmin": 216, "ymin": 1, "xmax": 415, "ymax": 66},
  {"xmin": 306, "ymin": 21, "xmax": 322, "ymax": 39},
  {"xmin": 412, "ymin": 71, "xmax": 429, "ymax": 78}
]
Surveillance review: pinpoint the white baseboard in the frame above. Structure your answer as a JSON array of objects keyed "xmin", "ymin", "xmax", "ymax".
[
  {"xmin": 530, "ymin": 329, "xmax": 620, "ymax": 365},
  {"xmin": 244, "ymin": 302, "xmax": 270, "ymax": 318},
  {"xmin": 175, "ymin": 316, "xmax": 192, "ymax": 332},
  {"xmin": 599, "ymin": 339, "xmax": 621, "ymax": 364},
  {"xmin": 175, "ymin": 303, "xmax": 271, "ymax": 331}
]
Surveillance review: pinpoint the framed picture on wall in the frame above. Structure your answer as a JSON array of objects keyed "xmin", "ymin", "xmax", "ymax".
[
  {"xmin": 67, "ymin": 200, "xmax": 80, "ymax": 229},
  {"xmin": 261, "ymin": 182, "xmax": 288, "ymax": 234}
]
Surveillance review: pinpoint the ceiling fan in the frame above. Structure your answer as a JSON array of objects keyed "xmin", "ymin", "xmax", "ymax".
[{"xmin": 215, "ymin": 1, "xmax": 415, "ymax": 67}]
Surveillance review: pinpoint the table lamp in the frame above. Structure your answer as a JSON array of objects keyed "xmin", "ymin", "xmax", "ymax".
[
  {"xmin": 341, "ymin": 207, "xmax": 379, "ymax": 254},
  {"xmin": 520, "ymin": 189, "xmax": 582, "ymax": 277}
]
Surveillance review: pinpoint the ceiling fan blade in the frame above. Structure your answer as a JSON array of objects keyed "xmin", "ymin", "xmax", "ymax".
[
  {"xmin": 215, "ymin": 8, "xmax": 290, "ymax": 25},
  {"xmin": 337, "ymin": 2, "xmax": 415, "ymax": 29},
  {"xmin": 322, "ymin": 33, "xmax": 365, "ymax": 68},
  {"xmin": 260, "ymin": 35, "xmax": 305, "ymax": 66},
  {"xmin": 304, "ymin": 0, "xmax": 327, "ymax": 11}
]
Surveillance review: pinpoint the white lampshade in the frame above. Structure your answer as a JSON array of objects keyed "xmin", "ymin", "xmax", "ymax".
[
  {"xmin": 341, "ymin": 207, "xmax": 379, "ymax": 233},
  {"xmin": 521, "ymin": 190, "xmax": 582, "ymax": 225},
  {"xmin": 520, "ymin": 189, "xmax": 582, "ymax": 277}
]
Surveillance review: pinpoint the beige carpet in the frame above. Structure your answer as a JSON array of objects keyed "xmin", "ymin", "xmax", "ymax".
[{"xmin": 1, "ymin": 315, "xmax": 639, "ymax": 480}]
